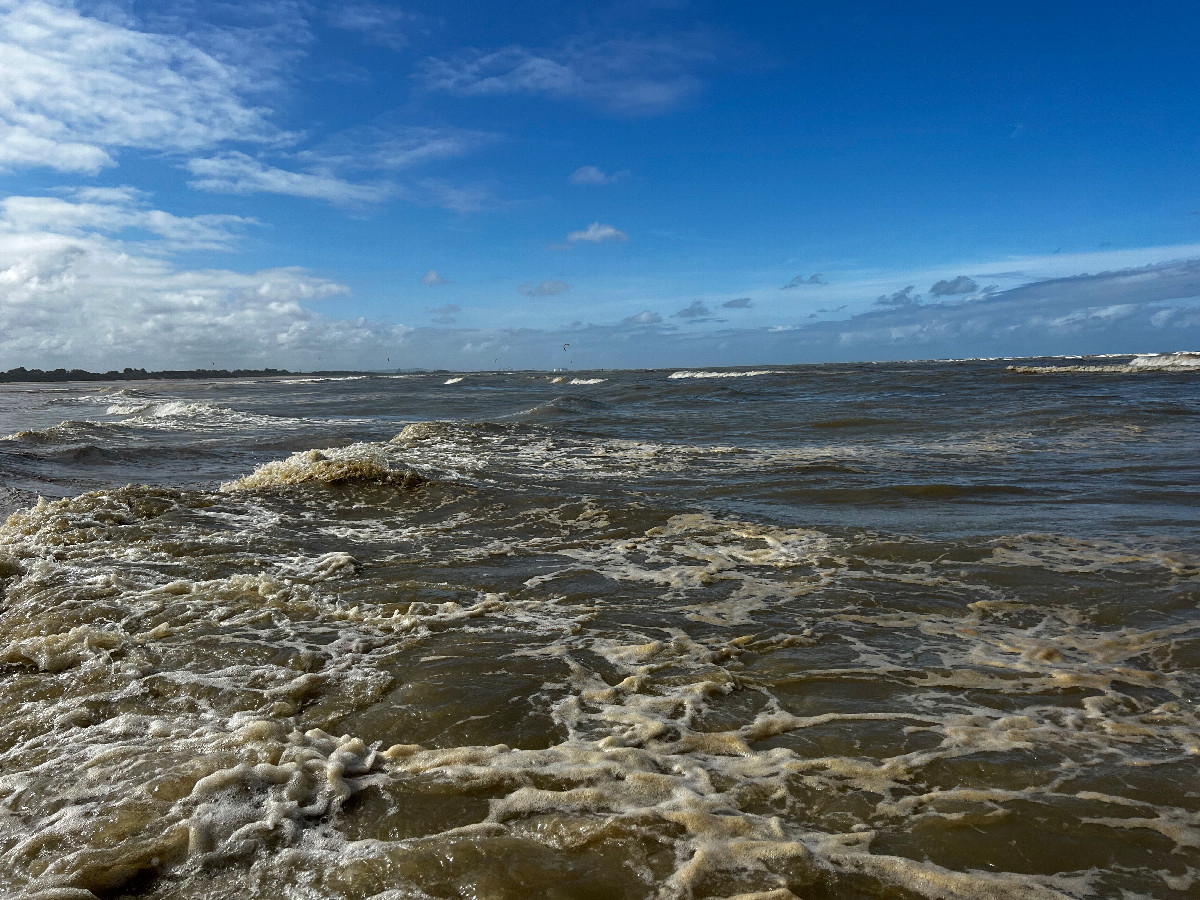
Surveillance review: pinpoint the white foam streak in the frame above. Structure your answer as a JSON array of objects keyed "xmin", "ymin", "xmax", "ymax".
[{"xmin": 668, "ymin": 369, "xmax": 782, "ymax": 379}]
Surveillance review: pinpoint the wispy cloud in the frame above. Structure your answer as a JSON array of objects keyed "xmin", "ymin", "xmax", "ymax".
[
  {"xmin": 185, "ymin": 152, "xmax": 387, "ymax": 204},
  {"xmin": 404, "ymin": 179, "xmax": 494, "ymax": 213},
  {"xmin": 568, "ymin": 165, "xmax": 629, "ymax": 185},
  {"xmin": 420, "ymin": 269, "xmax": 451, "ymax": 286},
  {"xmin": 306, "ymin": 125, "xmax": 497, "ymax": 173},
  {"xmin": 567, "ymin": 222, "xmax": 628, "ymax": 243},
  {"xmin": 622, "ymin": 310, "xmax": 663, "ymax": 325},
  {"xmin": 722, "ymin": 297, "xmax": 752, "ymax": 309},
  {"xmin": 427, "ymin": 303, "xmax": 460, "ymax": 324},
  {"xmin": 417, "ymin": 33, "xmax": 715, "ymax": 115},
  {"xmin": 0, "ymin": 0, "xmax": 281, "ymax": 174},
  {"xmin": 323, "ymin": 2, "xmax": 427, "ymax": 51},
  {"xmin": 519, "ymin": 279, "xmax": 571, "ymax": 297}
]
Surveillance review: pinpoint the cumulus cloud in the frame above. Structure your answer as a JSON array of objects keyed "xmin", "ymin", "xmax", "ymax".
[
  {"xmin": 0, "ymin": 191, "xmax": 412, "ymax": 370},
  {"xmin": 519, "ymin": 279, "xmax": 571, "ymax": 297},
  {"xmin": 875, "ymin": 286, "xmax": 921, "ymax": 308},
  {"xmin": 420, "ymin": 269, "xmax": 450, "ymax": 286},
  {"xmin": 0, "ymin": 0, "xmax": 281, "ymax": 174},
  {"xmin": 782, "ymin": 274, "xmax": 825, "ymax": 289},
  {"xmin": 568, "ymin": 165, "xmax": 629, "ymax": 185},
  {"xmin": 566, "ymin": 222, "xmax": 628, "ymax": 243},
  {"xmin": 417, "ymin": 34, "xmax": 714, "ymax": 115},
  {"xmin": 722, "ymin": 297, "xmax": 752, "ymax": 309},
  {"xmin": 929, "ymin": 275, "xmax": 979, "ymax": 295}
]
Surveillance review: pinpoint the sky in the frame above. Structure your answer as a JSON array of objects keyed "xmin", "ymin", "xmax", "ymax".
[{"xmin": 2, "ymin": 0, "xmax": 1200, "ymax": 372}]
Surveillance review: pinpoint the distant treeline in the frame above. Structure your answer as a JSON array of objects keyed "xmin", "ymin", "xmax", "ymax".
[{"xmin": 0, "ymin": 366, "xmax": 298, "ymax": 383}]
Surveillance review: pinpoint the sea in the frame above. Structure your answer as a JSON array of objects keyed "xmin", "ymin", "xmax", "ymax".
[{"xmin": 0, "ymin": 353, "xmax": 1197, "ymax": 900}]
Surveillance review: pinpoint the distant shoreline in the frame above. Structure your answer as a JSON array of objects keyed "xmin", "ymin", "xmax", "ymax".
[
  {"xmin": 2, "ymin": 352, "xmax": 1194, "ymax": 385},
  {"xmin": 0, "ymin": 366, "xmax": 325, "ymax": 384}
]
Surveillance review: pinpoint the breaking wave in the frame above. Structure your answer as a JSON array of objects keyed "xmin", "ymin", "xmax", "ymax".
[
  {"xmin": 668, "ymin": 369, "xmax": 782, "ymax": 379},
  {"xmin": 221, "ymin": 445, "xmax": 425, "ymax": 490},
  {"xmin": 1008, "ymin": 351, "xmax": 1200, "ymax": 374}
]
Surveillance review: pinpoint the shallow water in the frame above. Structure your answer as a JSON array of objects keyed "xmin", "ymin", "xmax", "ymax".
[{"xmin": 0, "ymin": 357, "xmax": 1197, "ymax": 899}]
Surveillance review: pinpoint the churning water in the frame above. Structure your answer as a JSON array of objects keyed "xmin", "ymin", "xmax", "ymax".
[{"xmin": 0, "ymin": 355, "xmax": 1197, "ymax": 899}]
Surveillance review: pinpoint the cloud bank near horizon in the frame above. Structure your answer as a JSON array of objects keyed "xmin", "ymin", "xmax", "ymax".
[{"xmin": 2, "ymin": 184, "xmax": 1197, "ymax": 373}]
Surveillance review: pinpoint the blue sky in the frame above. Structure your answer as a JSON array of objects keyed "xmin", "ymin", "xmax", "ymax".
[{"xmin": 2, "ymin": 0, "xmax": 1199, "ymax": 370}]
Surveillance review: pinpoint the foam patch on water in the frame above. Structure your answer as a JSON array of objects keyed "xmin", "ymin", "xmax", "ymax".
[{"xmin": 1, "ymin": 480, "xmax": 1197, "ymax": 898}]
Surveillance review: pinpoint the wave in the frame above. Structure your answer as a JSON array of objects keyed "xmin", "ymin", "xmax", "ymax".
[
  {"xmin": 105, "ymin": 399, "xmax": 297, "ymax": 430},
  {"xmin": 1008, "ymin": 351, "xmax": 1200, "ymax": 375},
  {"xmin": 221, "ymin": 445, "xmax": 425, "ymax": 491},
  {"xmin": 668, "ymin": 369, "xmax": 782, "ymax": 379},
  {"xmin": 517, "ymin": 395, "xmax": 612, "ymax": 421},
  {"xmin": 0, "ymin": 419, "xmax": 124, "ymax": 445}
]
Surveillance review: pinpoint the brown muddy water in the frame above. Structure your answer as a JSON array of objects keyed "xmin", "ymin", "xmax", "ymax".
[{"xmin": 0, "ymin": 357, "xmax": 1197, "ymax": 899}]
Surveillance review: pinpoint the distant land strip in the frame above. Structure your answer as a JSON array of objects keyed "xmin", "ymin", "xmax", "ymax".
[{"xmin": 0, "ymin": 366, "xmax": 316, "ymax": 383}]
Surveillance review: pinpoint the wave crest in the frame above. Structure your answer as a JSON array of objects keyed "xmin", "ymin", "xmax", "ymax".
[
  {"xmin": 668, "ymin": 369, "xmax": 781, "ymax": 379},
  {"xmin": 1009, "ymin": 351, "xmax": 1200, "ymax": 375},
  {"xmin": 221, "ymin": 446, "xmax": 425, "ymax": 491}
]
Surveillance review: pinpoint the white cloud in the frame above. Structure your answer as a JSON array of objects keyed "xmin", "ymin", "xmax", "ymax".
[
  {"xmin": 0, "ymin": 191, "xmax": 411, "ymax": 370},
  {"xmin": 185, "ymin": 152, "xmax": 387, "ymax": 204},
  {"xmin": 519, "ymin": 279, "xmax": 571, "ymax": 297},
  {"xmin": 0, "ymin": 193, "xmax": 251, "ymax": 252},
  {"xmin": 420, "ymin": 269, "xmax": 451, "ymax": 286},
  {"xmin": 188, "ymin": 125, "xmax": 495, "ymax": 209},
  {"xmin": 0, "ymin": 0, "xmax": 280, "ymax": 173},
  {"xmin": 567, "ymin": 222, "xmax": 628, "ymax": 243},
  {"xmin": 568, "ymin": 165, "xmax": 629, "ymax": 185},
  {"xmin": 417, "ymin": 34, "xmax": 713, "ymax": 115}
]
